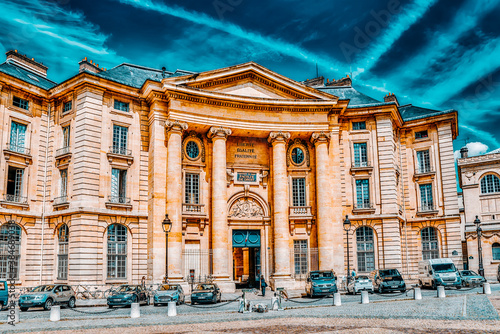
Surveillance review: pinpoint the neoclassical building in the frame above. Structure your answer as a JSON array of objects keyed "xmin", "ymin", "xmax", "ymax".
[
  {"xmin": 0, "ymin": 50, "xmax": 462, "ymax": 290},
  {"xmin": 458, "ymin": 147, "xmax": 500, "ymax": 281}
]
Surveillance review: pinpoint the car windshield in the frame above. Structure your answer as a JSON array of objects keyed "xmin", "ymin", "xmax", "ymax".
[
  {"xmin": 469, "ymin": 271, "xmax": 479, "ymax": 276},
  {"xmin": 432, "ymin": 263, "xmax": 456, "ymax": 273},
  {"xmin": 310, "ymin": 272, "xmax": 334, "ymax": 280},
  {"xmin": 195, "ymin": 284, "xmax": 214, "ymax": 290},
  {"xmin": 356, "ymin": 276, "xmax": 369, "ymax": 281},
  {"xmin": 32, "ymin": 285, "xmax": 55, "ymax": 292},
  {"xmin": 461, "ymin": 271, "xmax": 471, "ymax": 276},
  {"xmin": 158, "ymin": 285, "xmax": 177, "ymax": 291},
  {"xmin": 116, "ymin": 285, "xmax": 136, "ymax": 292},
  {"xmin": 379, "ymin": 269, "xmax": 400, "ymax": 277}
]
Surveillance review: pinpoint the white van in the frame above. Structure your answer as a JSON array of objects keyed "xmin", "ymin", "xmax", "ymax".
[{"xmin": 418, "ymin": 258, "xmax": 462, "ymax": 289}]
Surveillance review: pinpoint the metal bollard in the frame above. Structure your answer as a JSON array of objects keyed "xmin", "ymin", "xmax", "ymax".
[
  {"xmin": 333, "ymin": 292, "xmax": 341, "ymax": 306},
  {"xmin": 130, "ymin": 302, "xmax": 140, "ymax": 318},
  {"xmin": 437, "ymin": 286, "xmax": 445, "ymax": 298},
  {"xmin": 361, "ymin": 291, "xmax": 369, "ymax": 304},
  {"xmin": 167, "ymin": 301, "xmax": 177, "ymax": 316},
  {"xmin": 414, "ymin": 287, "xmax": 422, "ymax": 300},
  {"xmin": 483, "ymin": 282, "xmax": 492, "ymax": 295},
  {"xmin": 7, "ymin": 306, "xmax": 20, "ymax": 324},
  {"xmin": 50, "ymin": 305, "xmax": 60, "ymax": 322},
  {"xmin": 238, "ymin": 298, "xmax": 245, "ymax": 313},
  {"xmin": 271, "ymin": 296, "xmax": 279, "ymax": 311}
]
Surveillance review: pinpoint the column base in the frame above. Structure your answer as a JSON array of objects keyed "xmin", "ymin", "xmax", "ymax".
[{"xmin": 211, "ymin": 275, "xmax": 235, "ymax": 293}]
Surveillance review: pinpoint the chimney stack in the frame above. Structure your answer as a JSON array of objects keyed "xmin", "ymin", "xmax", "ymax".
[
  {"xmin": 384, "ymin": 92, "xmax": 399, "ymax": 106},
  {"xmin": 5, "ymin": 50, "xmax": 48, "ymax": 77},
  {"xmin": 325, "ymin": 75, "xmax": 352, "ymax": 87},
  {"xmin": 301, "ymin": 76, "xmax": 324, "ymax": 88},
  {"xmin": 78, "ymin": 57, "xmax": 102, "ymax": 74},
  {"xmin": 460, "ymin": 146, "xmax": 468, "ymax": 159}
]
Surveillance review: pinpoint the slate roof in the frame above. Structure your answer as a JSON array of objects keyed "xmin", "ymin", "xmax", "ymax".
[
  {"xmin": 486, "ymin": 148, "xmax": 500, "ymax": 154},
  {"xmin": 398, "ymin": 104, "xmax": 456, "ymax": 122},
  {"xmin": 317, "ymin": 86, "xmax": 391, "ymax": 107},
  {"xmin": 0, "ymin": 61, "xmax": 57, "ymax": 90}
]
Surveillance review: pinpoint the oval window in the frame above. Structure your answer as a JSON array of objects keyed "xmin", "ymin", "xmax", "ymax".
[
  {"xmin": 291, "ymin": 147, "xmax": 304, "ymax": 165},
  {"xmin": 186, "ymin": 141, "xmax": 199, "ymax": 159}
]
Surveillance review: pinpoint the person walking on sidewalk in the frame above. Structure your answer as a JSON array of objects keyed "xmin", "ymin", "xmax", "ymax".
[{"xmin": 260, "ymin": 275, "xmax": 267, "ymax": 296}]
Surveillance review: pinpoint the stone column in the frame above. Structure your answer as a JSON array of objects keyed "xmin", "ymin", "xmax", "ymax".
[
  {"xmin": 166, "ymin": 120, "xmax": 188, "ymax": 281},
  {"xmin": 311, "ymin": 132, "xmax": 334, "ymax": 271},
  {"xmin": 268, "ymin": 132, "xmax": 292, "ymax": 284},
  {"xmin": 329, "ymin": 125, "xmax": 344, "ymax": 275},
  {"xmin": 208, "ymin": 126, "xmax": 232, "ymax": 282}
]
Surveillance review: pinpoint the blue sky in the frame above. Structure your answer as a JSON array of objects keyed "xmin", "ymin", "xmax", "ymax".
[{"xmin": 0, "ymin": 0, "xmax": 499, "ymax": 155}]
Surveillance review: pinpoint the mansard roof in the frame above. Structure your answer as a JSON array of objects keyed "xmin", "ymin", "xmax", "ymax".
[
  {"xmin": 399, "ymin": 104, "xmax": 456, "ymax": 122},
  {"xmin": 316, "ymin": 86, "xmax": 388, "ymax": 107},
  {"xmin": 0, "ymin": 61, "xmax": 57, "ymax": 90}
]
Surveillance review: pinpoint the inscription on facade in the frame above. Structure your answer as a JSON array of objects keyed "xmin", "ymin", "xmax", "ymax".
[
  {"xmin": 235, "ymin": 142, "xmax": 257, "ymax": 159},
  {"xmin": 236, "ymin": 172, "xmax": 257, "ymax": 182}
]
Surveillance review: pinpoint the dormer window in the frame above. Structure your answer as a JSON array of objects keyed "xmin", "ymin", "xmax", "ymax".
[
  {"xmin": 13, "ymin": 96, "xmax": 29, "ymax": 110},
  {"xmin": 415, "ymin": 130, "xmax": 428, "ymax": 139},
  {"xmin": 114, "ymin": 100, "xmax": 129, "ymax": 112},
  {"xmin": 352, "ymin": 121, "xmax": 366, "ymax": 130}
]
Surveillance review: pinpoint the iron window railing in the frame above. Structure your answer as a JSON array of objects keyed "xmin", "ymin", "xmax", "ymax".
[
  {"xmin": 53, "ymin": 196, "xmax": 68, "ymax": 205},
  {"xmin": 107, "ymin": 196, "xmax": 131, "ymax": 204},
  {"xmin": 6, "ymin": 143, "xmax": 30, "ymax": 155},
  {"xmin": 4, "ymin": 194, "xmax": 27, "ymax": 204},
  {"xmin": 55, "ymin": 146, "xmax": 71, "ymax": 157},
  {"xmin": 109, "ymin": 146, "xmax": 132, "ymax": 156},
  {"xmin": 351, "ymin": 161, "xmax": 371, "ymax": 168},
  {"xmin": 354, "ymin": 202, "xmax": 373, "ymax": 210}
]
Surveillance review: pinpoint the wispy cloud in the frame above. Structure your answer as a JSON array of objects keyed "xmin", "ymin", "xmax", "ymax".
[
  {"xmin": 0, "ymin": 0, "xmax": 126, "ymax": 80},
  {"xmin": 459, "ymin": 124, "xmax": 500, "ymax": 149},
  {"xmin": 116, "ymin": 0, "xmax": 348, "ymax": 73},
  {"xmin": 359, "ymin": 0, "xmax": 438, "ymax": 72},
  {"xmin": 453, "ymin": 141, "xmax": 489, "ymax": 159}
]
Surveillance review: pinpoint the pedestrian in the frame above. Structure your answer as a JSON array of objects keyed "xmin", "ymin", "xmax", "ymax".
[
  {"xmin": 260, "ymin": 275, "xmax": 267, "ymax": 296},
  {"xmin": 351, "ymin": 269, "xmax": 356, "ymax": 278},
  {"xmin": 141, "ymin": 276, "xmax": 146, "ymax": 289}
]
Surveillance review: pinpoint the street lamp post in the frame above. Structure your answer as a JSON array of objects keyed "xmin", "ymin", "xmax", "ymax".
[
  {"xmin": 473, "ymin": 215, "xmax": 484, "ymax": 277},
  {"xmin": 162, "ymin": 214, "xmax": 172, "ymax": 282},
  {"xmin": 343, "ymin": 215, "xmax": 351, "ymax": 283}
]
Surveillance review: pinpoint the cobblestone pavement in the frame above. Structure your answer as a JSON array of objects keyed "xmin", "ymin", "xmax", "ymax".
[{"xmin": 1, "ymin": 289, "xmax": 499, "ymax": 333}]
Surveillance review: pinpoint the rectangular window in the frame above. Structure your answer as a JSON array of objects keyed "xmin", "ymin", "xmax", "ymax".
[
  {"xmin": 415, "ymin": 130, "xmax": 428, "ymax": 139},
  {"xmin": 356, "ymin": 179, "xmax": 370, "ymax": 209},
  {"xmin": 6, "ymin": 166, "xmax": 24, "ymax": 202},
  {"xmin": 57, "ymin": 245, "xmax": 68, "ymax": 280},
  {"xmin": 420, "ymin": 183, "xmax": 434, "ymax": 211},
  {"xmin": 9, "ymin": 121, "xmax": 27, "ymax": 154},
  {"xmin": 63, "ymin": 101, "xmax": 72, "ymax": 113},
  {"xmin": 416, "ymin": 150, "xmax": 431, "ymax": 173},
  {"xmin": 111, "ymin": 168, "xmax": 127, "ymax": 203},
  {"xmin": 293, "ymin": 240, "xmax": 308, "ymax": 275},
  {"xmin": 292, "ymin": 178, "xmax": 306, "ymax": 207},
  {"xmin": 112, "ymin": 125, "xmax": 128, "ymax": 155},
  {"xmin": 185, "ymin": 173, "xmax": 199, "ymax": 204},
  {"xmin": 114, "ymin": 100, "xmax": 129, "ymax": 112},
  {"xmin": 107, "ymin": 227, "xmax": 127, "ymax": 279},
  {"xmin": 353, "ymin": 143, "xmax": 368, "ymax": 167},
  {"xmin": 352, "ymin": 121, "xmax": 366, "ymax": 130},
  {"xmin": 13, "ymin": 96, "xmax": 29, "ymax": 110},
  {"xmin": 60, "ymin": 169, "xmax": 68, "ymax": 197},
  {"xmin": 62, "ymin": 125, "xmax": 70, "ymax": 148}
]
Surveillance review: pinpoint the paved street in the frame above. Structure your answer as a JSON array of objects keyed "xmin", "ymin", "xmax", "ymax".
[{"xmin": 1, "ymin": 284, "xmax": 499, "ymax": 333}]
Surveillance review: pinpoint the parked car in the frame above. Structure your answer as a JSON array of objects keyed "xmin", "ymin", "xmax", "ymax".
[
  {"xmin": 497, "ymin": 264, "xmax": 500, "ymax": 283},
  {"xmin": 418, "ymin": 258, "xmax": 462, "ymax": 289},
  {"xmin": 305, "ymin": 270, "xmax": 338, "ymax": 297},
  {"xmin": 460, "ymin": 270, "xmax": 486, "ymax": 287},
  {"xmin": 0, "ymin": 281, "xmax": 8, "ymax": 309},
  {"xmin": 190, "ymin": 283, "xmax": 221, "ymax": 304},
  {"xmin": 347, "ymin": 275, "xmax": 373, "ymax": 294},
  {"xmin": 107, "ymin": 285, "xmax": 150, "ymax": 308},
  {"xmin": 153, "ymin": 284, "xmax": 185, "ymax": 306},
  {"xmin": 19, "ymin": 284, "xmax": 76, "ymax": 311},
  {"xmin": 370, "ymin": 269, "xmax": 406, "ymax": 293}
]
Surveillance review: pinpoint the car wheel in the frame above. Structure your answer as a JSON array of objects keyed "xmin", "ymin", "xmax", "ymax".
[
  {"xmin": 154, "ymin": 303, "xmax": 158, "ymax": 307},
  {"xmin": 378, "ymin": 285, "xmax": 383, "ymax": 294},
  {"xmin": 132, "ymin": 295, "xmax": 138, "ymax": 306},
  {"xmin": 68, "ymin": 297, "xmax": 76, "ymax": 308},
  {"xmin": 108, "ymin": 305, "xmax": 113, "ymax": 309},
  {"xmin": 212, "ymin": 295, "xmax": 217, "ymax": 304},
  {"xmin": 431, "ymin": 281, "xmax": 436, "ymax": 290},
  {"xmin": 456, "ymin": 285, "xmax": 461, "ymax": 290},
  {"xmin": 44, "ymin": 298, "xmax": 53, "ymax": 311},
  {"xmin": 20, "ymin": 307, "xmax": 28, "ymax": 312}
]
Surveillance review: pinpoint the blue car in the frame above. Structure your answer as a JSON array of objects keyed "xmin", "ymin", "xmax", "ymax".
[
  {"xmin": 0, "ymin": 281, "xmax": 8, "ymax": 309},
  {"xmin": 107, "ymin": 285, "xmax": 150, "ymax": 308},
  {"xmin": 460, "ymin": 270, "xmax": 486, "ymax": 287},
  {"xmin": 153, "ymin": 284, "xmax": 185, "ymax": 306},
  {"xmin": 190, "ymin": 283, "xmax": 221, "ymax": 304},
  {"xmin": 305, "ymin": 270, "xmax": 338, "ymax": 297}
]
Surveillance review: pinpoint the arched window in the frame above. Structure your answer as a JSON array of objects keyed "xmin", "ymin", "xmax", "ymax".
[
  {"xmin": 57, "ymin": 224, "xmax": 69, "ymax": 280},
  {"xmin": 0, "ymin": 223, "xmax": 21, "ymax": 279},
  {"xmin": 421, "ymin": 227, "xmax": 439, "ymax": 260},
  {"xmin": 481, "ymin": 174, "xmax": 500, "ymax": 194},
  {"xmin": 107, "ymin": 224, "xmax": 127, "ymax": 279},
  {"xmin": 356, "ymin": 226, "xmax": 374, "ymax": 272},
  {"xmin": 493, "ymin": 243, "xmax": 500, "ymax": 261}
]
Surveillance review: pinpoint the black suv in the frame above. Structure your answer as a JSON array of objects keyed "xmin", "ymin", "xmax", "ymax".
[
  {"xmin": 370, "ymin": 269, "xmax": 406, "ymax": 293},
  {"xmin": 497, "ymin": 264, "xmax": 500, "ymax": 283}
]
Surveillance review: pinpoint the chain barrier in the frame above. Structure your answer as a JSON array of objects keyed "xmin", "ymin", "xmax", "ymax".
[
  {"xmin": 66, "ymin": 304, "xmax": 130, "ymax": 315},
  {"xmin": 285, "ymin": 294, "xmax": 330, "ymax": 304},
  {"xmin": 183, "ymin": 297, "xmax": 240, "ymax": 309},
  {"xmin": 371, "ymin": 288, "xmax": 413, "ymax": 297}
]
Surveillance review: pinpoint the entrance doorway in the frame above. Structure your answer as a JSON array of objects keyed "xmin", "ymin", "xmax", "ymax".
[{"xmin": 232, "ymin": 230, "xmax": 261, "ymax": 288}]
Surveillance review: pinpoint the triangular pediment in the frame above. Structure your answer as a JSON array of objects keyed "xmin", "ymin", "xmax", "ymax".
[{"xmin": 163, "ymin": 62, "xmax": 337, "ymax": 101}]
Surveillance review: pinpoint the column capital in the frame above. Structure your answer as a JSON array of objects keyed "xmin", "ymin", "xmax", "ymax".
[
  {"xmin": 268, "ymin": 131, "xmax": 290, "ymax": 144},
  {"xmin": 207, "ymin": 126, "xmax": 232, "ymax": 140},
  {"xmin": 310, "ymin": 131, "xmax": 330, "ymax": 145},
  {"xmin": 165, "ymin": 119, "xmax": 188, "ymax": 133}
]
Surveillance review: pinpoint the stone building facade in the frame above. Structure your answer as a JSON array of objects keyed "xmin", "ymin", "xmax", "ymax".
[
  {"xmin": 0, "ymin": 50, "xmax": 462, "ymax": 290},
  {"xmin": 458, "ymin": 148, "xmax": 500, "ymax": 281}
]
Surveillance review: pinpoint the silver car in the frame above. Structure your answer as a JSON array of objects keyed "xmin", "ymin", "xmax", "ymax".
[
  {"xmin": 19, "ymin": 284, "xmax": 76, "ymax": 311},
  {"xmin": 347, "ymin": 275, "xmax": 374, "ymax": 294}
]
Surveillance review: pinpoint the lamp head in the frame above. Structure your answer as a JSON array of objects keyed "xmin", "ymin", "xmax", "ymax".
[
  {"xmin": 343, "ymin": 215, "xmax": 351, "ymax": 231},
  {"xmin": 473, "ymin": 215, "xmax": 481, "ymax": 226},
  {"xmin": 162, "ymin": 214, "xmax": 172, "ymax": 233}
]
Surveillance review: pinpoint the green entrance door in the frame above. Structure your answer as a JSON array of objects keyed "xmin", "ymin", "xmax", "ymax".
[{"xmin": 232, "ymin": 230, "xmax": 261, "ymax": 288}]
